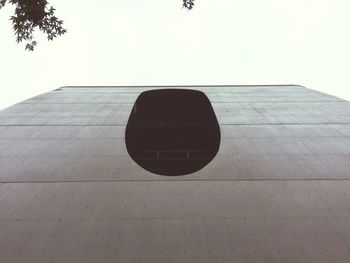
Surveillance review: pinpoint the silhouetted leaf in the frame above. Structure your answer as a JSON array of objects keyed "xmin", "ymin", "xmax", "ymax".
[
  {"xmin": 183, "ymin": 0, "xmax": 195, "ymax": 10},
  {"xmin": 1, "ymin": 0, "xmax": 195, "ymax": 51},
  {"xmin": 1, "ymin": 0, "xmax": 66, "ymax": 50}
]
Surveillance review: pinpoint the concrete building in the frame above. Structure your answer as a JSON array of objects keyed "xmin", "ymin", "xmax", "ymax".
[{"xmin": 0, "ymin": 85, "xmax": 350, "ymax": 262}]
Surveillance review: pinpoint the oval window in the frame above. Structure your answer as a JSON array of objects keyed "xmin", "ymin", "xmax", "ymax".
[{"xmin": 125, "ymin": 89, "xmax": 220, "ymax": 176}]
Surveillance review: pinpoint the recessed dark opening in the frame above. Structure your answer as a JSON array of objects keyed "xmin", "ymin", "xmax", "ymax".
[{"xmin": 125, "ymin": 89, "xmax": 220, "ymax": 176}]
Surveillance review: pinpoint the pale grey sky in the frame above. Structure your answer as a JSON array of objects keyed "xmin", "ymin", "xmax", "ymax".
[{"xmin": 1, "ymin": 0, "xmax": 350, "ymax": 109}]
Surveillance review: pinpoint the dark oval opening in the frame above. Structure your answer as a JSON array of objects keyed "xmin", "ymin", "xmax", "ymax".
[{"xmin": 125, "ymin": 89, "xmax": 220, "ymax": 176}]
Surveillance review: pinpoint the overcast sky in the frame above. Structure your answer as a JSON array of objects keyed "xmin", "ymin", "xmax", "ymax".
[{"xmin": 0, "ymin": 0, "xmax": 350, "ymax": 109}]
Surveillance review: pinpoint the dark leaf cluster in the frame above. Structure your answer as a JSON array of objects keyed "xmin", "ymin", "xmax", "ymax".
[
  {"xmin": 183, "ymin": 0, "xmax": 195, "ymax": 10},
  {"xmin": 1, "ymin": 1, "xmax": 194, "ymax": 51},
  {"xmin": 0, "ymin": 0, "xmax": 66, "ymax": 50}
]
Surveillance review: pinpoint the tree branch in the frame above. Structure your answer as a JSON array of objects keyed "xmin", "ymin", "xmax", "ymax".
[{"xmin": 1, "ymin": 0, "xmax": 66, "ymax": 50}]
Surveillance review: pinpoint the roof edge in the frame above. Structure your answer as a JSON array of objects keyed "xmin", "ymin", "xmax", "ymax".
[{"xmin": 59, "ymin": 84, "xmax": 307, "ymax": 89}]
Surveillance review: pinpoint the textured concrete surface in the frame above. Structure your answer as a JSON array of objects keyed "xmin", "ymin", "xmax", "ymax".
[{"xmin": 0, "ymin": 85, "xmax": 350, "ymax": 262}]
